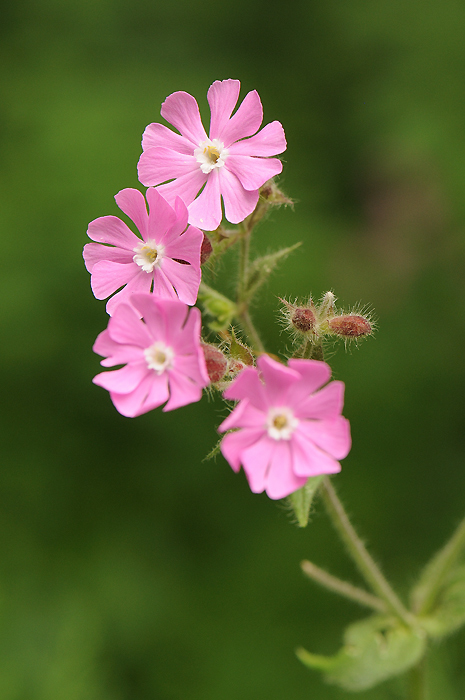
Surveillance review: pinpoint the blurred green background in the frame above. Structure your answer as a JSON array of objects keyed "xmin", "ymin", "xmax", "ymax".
[{"xmin": 1, "ymin": 0, "xmax": 465, "ymax": 697}]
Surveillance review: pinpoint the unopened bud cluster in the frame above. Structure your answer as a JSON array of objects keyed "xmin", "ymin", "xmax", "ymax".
[
  {"xmin": 201, "ymin": 330, "xmax": 254, "ymax": 388},
  {"xmin": 280, "ymin": 293, "xmax": 374, "ymax": 345}
]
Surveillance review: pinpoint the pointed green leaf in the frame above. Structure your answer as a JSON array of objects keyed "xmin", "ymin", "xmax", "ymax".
[
  {"xmin": 410, "ymin": 516, "xmax": 465, "ymax": 615},
  {"xmin": 243, "ymin": 243, "xmax": 302, "ymax": 301},
  {"xmin": 287, "ymin": 476, "xmax": 323, "ymax": 527},
  {"xmin": 419, "ymin": 565, "xmax": 465, "ymax": 638},
  {"xmin": 230, "ymin": 328, "xmax": 254, "ymax": 365},
  {"xmin": 297, "ymin": 615, "xmax": 426, "ymax": 692},
  {"xmin": 198, "ymin": 284, "xmax": 237, "ymax": 332}
]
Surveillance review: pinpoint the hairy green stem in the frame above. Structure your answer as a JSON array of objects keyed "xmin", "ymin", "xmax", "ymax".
[
  {"xmin": 301, "ymin": 560, "xmax": 388, "ymax": 612},
  {"xmin": 321, "ymin": 477, "xmax": 414, "ymax": 627},
  {"xmin": 238, "ymin": 308, "xmax": 265, "ymax": 353}
]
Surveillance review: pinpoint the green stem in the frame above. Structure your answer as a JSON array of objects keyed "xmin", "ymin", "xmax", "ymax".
[
  {"xmin": 321, "ymin": 477, "xmax": 414, "ymax": 627},
  {"xmin": 301, "ymin": 560, "xmax": 388, "ymax": 612},
  {"xmin": 237, "ymin": 227, "xmax": 250, "ymax": 302},
  {"xmin": 238, "ymin": 308, "xmax": 265, "ymax": 353},
  {"xmin": 407, "ymin": 655, "xmax": 427, "ymax": 700}
]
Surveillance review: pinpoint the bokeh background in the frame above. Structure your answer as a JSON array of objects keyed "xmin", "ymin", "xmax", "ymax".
[{"xmin": 1, "ymin": 0, "xmax": 465, "ymax": 698}]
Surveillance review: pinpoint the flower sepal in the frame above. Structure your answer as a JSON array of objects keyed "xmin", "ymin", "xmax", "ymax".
[{"xmin": 287, "ymin": 475, "xmax": 324, "ymax": 527}]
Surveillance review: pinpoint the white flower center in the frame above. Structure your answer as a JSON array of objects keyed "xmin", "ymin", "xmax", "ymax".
[
  {"xmin": 133, "ymin": 239, "xmax": 165, "ymax": 273},
  {"xmin": 266, "ymin": 407, "xmax": 299, "ymax": 441},
  {"xmin": 194, "ymin": 138, "xmax": 228, "ymax": 174},
  {"xmin": 143, "ymin": 342, "xmax": 174, "ymax": 374}
]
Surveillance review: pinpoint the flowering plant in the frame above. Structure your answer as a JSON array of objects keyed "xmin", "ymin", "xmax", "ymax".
[{"xmin": 84, "ymin": 79, "xmax": 465, "ymax": 698}]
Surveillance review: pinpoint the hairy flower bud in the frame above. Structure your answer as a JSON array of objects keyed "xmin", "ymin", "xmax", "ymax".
[
  {"xmin": 201, "ymin": 343, "xmax": 228, "ymax": 383},
  {"xmin": 328, "ymin": 315, "xmax": 372, "ymax": 338},
  {"xmin": 291, "ymin": 307, "xmax": 316, "ymax": 333}
]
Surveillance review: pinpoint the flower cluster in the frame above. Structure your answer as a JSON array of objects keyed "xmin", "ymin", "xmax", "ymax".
[{"xmin": 84, "ymin": 79, "xmax": 353, "ymax": 501}]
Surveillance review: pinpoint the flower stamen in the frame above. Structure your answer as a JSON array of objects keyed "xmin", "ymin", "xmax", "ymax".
[
  {"xmin": 266, "ymin": 407, "xmax": 299, "ymax": 441},
  {"xmin": 194, "ymin": 138, "xmax": 228, "ymax": 174},
  {"xmin": 144, "ymin": 342, "xmax": 174, "ymax": 374},
  {"xmin": 133, "ymin": 239, "xmax": 165, "ymax": 273}
]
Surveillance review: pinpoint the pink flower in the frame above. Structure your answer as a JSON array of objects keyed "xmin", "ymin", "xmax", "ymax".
[
  {"xmin": 92, "ymin": 294, "xmax": 209, "ymax": 417},
  {"xmin": 219, "ymin": 356, "xmax": 351, "ymax": 500},
  {"xmin": 137, "ymin": 79, "xmax": 287, "ymax": 231},
  {"xmin": 83, "ymin": 187, "xmax": 203, "ymax": 315}
]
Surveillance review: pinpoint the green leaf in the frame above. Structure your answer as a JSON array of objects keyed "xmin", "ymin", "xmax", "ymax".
[
  {"xmin": 198, "ymin": 284, "xmax": 237, "ymax": 332},
  {"xmin": 287, "ymin": 476, "xmax": 323, "ymax": 527},
  {"xmin": 419, "ymin": 565, "xmax": 465, "ymax": 639},
  {"xmin": 297, "ymin": 615, "xmax": 426, "ymax": 691},
  {"xmin": 229, "ymin": 328, "xmax": 254, "ymax": 365},
  {"xmin": 243, "ymin": 243, "xmax": 302, "ymax": 301},
  {"xmin": 410, "ymin": 516, "xmax": 465, "ymax": 615}
]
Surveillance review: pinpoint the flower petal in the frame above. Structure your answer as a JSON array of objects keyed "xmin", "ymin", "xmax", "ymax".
[
  {"xmin": 105, "ymin": 269, "xmax": 153, "ymax": 316},
  {"xmin": 207, "ymin": 79, "xmax": 241, "ymax": 140},
  {"xmin": 219, "ymin": 90, "xmax": 263, "ymax": 146},
  {"xmin": 93, "ymin": 362, "xmax": 149, "ymax": 394},
  {"xmin": 157, "ymin": 298, "xmax": 189, "ymax": 345},
  {"xmin": 293, "ymin": 381, "xmax": 345, "ymax": 420},
  {"xmin": 188, "ymin": 169, "xmax": 222, "ymax": 230},
  {"xmin": 83, "ymin": 242, "xmax": 133, "ymax": 273},
  {"xmin": 220, "ymin": 428, "xmax": 264, "ymax": 473},
  {"xmin": 241, "ymin": 435, "xmax": 275, "ymax": 494},
  {"xmin": 160, "ymin": 91, "xmax": 207, "ymax": 145},
  {"xmin": 129, "ymin": 293, "xmax": 166, "ymax": 339},
  {"xmin": 151, "ymin": 267, "xmax": 178, "ymax": 301},
  {"xmin": 225, "ymin": 155, "xmax": 282, "ymax": 191},
  {"xmin": 227, "ymin": 121, "xmax": 287, "ymax": 157},
  {"xmin": 164, "ymin": 370, "xmax": 203, "ymax": 411},
  {"xmin": 90, "ymin": 260, "xmax": 138, "ymax": 300},
  {"xmin": 265, "ymin": 440, "xmax": 307, "ymax": 499},
  {"xmin": 108, "ymin": 301, "xmax": 152, "ymax": 347},
  {"xmin": 173, "ymin": 354, "xmax": 208, "ymax": 386},
  {"xmin": 109, "ymin": 373, "xmax": 164, "ymax": 417},
  {"xmin": 218, "ymin": 167, "xmax": 259, "ymax": 224},
  {"xmin": 94, "ymin": 329, "xmax": 144, "ymax": 367},
  {"xmin": 287, "ymin": 359, "xmax": 332, "ymax": 395},
  {"xmin": 160, "ymin": 258, "xmax": 201, "ymax": 305},
  {"xmin": 219, "ymin": 399, "xmax": 265, "ymax": 432},
  {"xmin": 87, "ymin": 216, "xmax": 141, "ymax": 250},
  {"xmin": 292, "ymin": 430, "xmax": 342, "ymax": 477},
  {"xmin": 137, "ymin": 147, "xmax": 198, "ymax": 187},
  {"xmin": 222, "ymin": 366, "xmax": 268, "ymax": 412},
  {"xmin": 299, "ymin": 417, "xmax": 351, "ymax": 460},
  {"xmin": 142, "ymin": 122, "xmax": 194, "ymax": 154},
  {"xmin": 114, "ymin": 188, "xmax": 149, "ymax": 240},
  {"xmin": 146, "ymin": 186, "xmax": 177, "ymax": 240},
  {"xmin": 257, "ymin": 355, "xmax": 300, "ymax": 405},
  {"xmin": 155, "ymin": 169, "xmax": 207, "ymax": 207},
  {"xmin": 163, "ymin": 223, "xmax": 203, "ymax": 265}
]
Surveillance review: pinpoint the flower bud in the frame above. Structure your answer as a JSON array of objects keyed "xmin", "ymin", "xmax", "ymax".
[
  {"xmin": 328, "ymin": 314, "xmax": 372, "ymax": 338},
  {"xmin": 259, "ymin": 179, "xmax": 293, "ymax": 207},
  {"xmin": 201, "ymin": 343, "xmax": 228, "ymax": 383},
  {"xmin": 291, "ymin": 307, "xmax": 316, "ymax": 333},
  {"xmin": 200, "ymin": 234, "xmax": 213, "ymax": 264}
]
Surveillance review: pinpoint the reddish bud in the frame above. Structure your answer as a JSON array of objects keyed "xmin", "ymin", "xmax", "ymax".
[
  {"xmin": 328, "ymin": 315, "xmax": 372, "ymax": 338},
  {"xmin": 200, "ymin": 234, "xmax": 213, "ymax": 265},
  {"xmin": 228, "ymin": 358, "xmax": 246, "ymax": 376},
  {"xmin": 291, "ymin": 307, "xmax": 316, "ymax": 333},
  {"xmin": 201, "ymin": 343, "xmax": 228, "ymax": 383}
]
